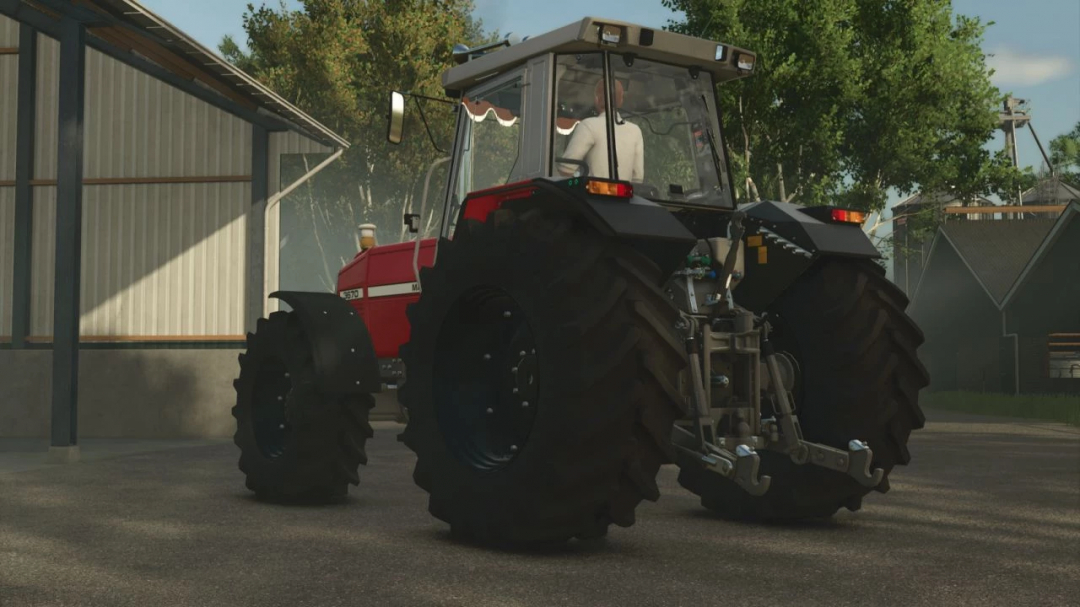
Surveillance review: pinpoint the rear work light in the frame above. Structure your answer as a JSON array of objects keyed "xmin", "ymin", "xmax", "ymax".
[{"xmin": 830, "ymin": 208, "xmax": 866, "ymax": 224}]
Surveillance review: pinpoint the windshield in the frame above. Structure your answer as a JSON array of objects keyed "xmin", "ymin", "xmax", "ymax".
[{"xmin": 551, "ymin": 52, "xmax": 733, "ymax": 208}]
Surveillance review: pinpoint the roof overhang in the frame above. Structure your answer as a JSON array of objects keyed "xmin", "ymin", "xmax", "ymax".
[
  {"xmin": 1, "ymin": 0, "xmax": 348, "ymax": 149},
  {"xmin": 443, "ymin": 16, "xmax": 756, "ymax": 94}
]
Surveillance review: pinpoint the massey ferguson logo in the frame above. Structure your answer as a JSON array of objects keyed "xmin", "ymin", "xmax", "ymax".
[{"xmin": 339, "ymin": 288, "xmax": 362, "ymax": 301}]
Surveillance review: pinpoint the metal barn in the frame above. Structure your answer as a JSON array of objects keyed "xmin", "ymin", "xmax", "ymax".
[{"xmin": 0, "ymin": 0, "xmax": 349, "ymax": 454}]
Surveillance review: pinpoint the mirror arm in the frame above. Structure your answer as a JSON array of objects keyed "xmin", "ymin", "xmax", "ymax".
[
  {"xmin": 404, "ymin": 92, "xmax": 457, "ymax": 106},
  {"xmin": 413, "ymin": 96, "xmax": 448, "ymax": 154}
]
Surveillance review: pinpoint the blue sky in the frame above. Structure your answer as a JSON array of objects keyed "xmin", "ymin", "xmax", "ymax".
[{"xmin": 144, "ymin": 0, "xmax": 1079, "ymax": 199}]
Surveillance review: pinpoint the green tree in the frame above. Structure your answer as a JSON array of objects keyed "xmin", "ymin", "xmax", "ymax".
[
  {"xmin": 1049, "ymin": 121, "xmax": 1080, "ymax": 187},
  {"xmin": 662, "ymin": 0, "xmax": 1028, "ymax": 214},
  {"xmin": 219, "ymin": 0, "xmax": 491, "ymax": 288}
]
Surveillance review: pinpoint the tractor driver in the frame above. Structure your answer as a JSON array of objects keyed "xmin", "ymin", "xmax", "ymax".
[{"xmin": 558, "ymin": 78, "xmax": 645, "ymax": 183}]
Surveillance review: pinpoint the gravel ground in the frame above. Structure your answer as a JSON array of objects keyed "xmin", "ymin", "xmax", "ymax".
[{"xmin": 1, "ymin": 409, "xmax": 1077, "ymax": 607}]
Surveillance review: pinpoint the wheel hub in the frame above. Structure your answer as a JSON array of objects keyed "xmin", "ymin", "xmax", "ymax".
[{"xmin": 434, "ymin": 286, "xmax": 539, "ymax": 472}]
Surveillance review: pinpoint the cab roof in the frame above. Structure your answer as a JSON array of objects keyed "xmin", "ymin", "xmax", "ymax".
[{"xmin": 442, "ymin": 16, "xmax": 756, "ymax": 94}]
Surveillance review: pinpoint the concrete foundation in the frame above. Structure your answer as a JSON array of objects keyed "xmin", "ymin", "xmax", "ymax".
[
  {"xmin": 0, "ymin": 349, "xmax": 401, "ymax": 439},
  {"xmin": 46, "ymin": 445, "xmax": 80, "ymax": 464}
]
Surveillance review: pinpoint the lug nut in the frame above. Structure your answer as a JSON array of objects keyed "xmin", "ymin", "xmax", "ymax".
[
  {"xmin": 284, "ymin": 372, "xmax": 289, "ymax": 378},
  {"xmin": 503, "ymin": 311, "xmax": 512, "ymax": 318},
  {"xmin": 519, "ymin": 350, "xmax": 526, "ymax": 357},
  {"xmin": 279, "ymin": 424, "xmax": 285, "ymax": 430},
  {"xmin": 486, "ymin": 408, "xmax": 494, "ymax": 414},
  {"xmin": 522, "ymin": 401, "xmax": 529, "ymax": 408},
  {"xmin": 277, "ymin": 396, "xmax": 283, "ymax": 401},
  {"xmin": 512, "ymin": 388, "xmax": 519, "ymax": 394},
  {"xmin": 510, "ymin": 445, "xmax": 518, "ymax": 452},
  {"xmin": 511, "ymin": 367, "xmax": 518, "ymax": 373},
  {"xmin": 350, "ymin": 348, "xmax": 355, "ymax": 353},
  {"xmin": 483, "ymin": 353, "xmax": 491, "ymax": 361}
]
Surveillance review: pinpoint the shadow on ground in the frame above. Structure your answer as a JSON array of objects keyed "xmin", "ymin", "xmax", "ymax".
[{"xmin": 0, "ymin": 412, "xmax": 1077, "ymax": 607}]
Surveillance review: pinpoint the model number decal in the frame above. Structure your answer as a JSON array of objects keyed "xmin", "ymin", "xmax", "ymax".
[
  {"xmin": 367, "ymin": 282, "xmax": 421, "ymax": 298},
  {"xmin": 339, "ymin": 288, "xmax": 363, "ymax": 300}
]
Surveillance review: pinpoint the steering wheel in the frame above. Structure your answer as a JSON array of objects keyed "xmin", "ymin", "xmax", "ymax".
[{"xmin": 555, "ymin": 157, "xmax": 590, "ymax": 178}]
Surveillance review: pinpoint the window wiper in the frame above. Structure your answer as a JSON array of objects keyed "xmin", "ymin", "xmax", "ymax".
[{"xmin": 698, "ymin": 94, "xmax": 725, "ymax": 185}]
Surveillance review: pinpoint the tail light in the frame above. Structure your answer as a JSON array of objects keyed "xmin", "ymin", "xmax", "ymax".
[
  {"xmin": 563, "ymin": 177, "xmax": 633, "ymax": 198},
  {"xmin": 461, "ymin": 181, "xmax": 538, "ymax": 223},
  {"xmin": 798, "ymin": 205, "xmax": 867, "ymax": 225},
  {"xmin": 830, "ymin": 209, "xmax": 866, "ymax": 224},
  {"xmin": 585, "ymin": 179, "xmax": 633, "ymax": 198}
]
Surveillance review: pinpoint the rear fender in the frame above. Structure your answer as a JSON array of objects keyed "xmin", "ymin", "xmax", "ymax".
[
  {"xmin": 734, "ymin": 200, "xmax": 881, "ymax": 311},
  {"xmin": 270, "ymin": 291, "xmax": 382, "ymax": 395},
  {"xmin": 479, "ymin": 179, "xmax": 698, "ymax": 278}
]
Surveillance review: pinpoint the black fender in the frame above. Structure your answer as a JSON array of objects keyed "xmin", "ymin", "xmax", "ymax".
[
  {"xmin": 504, "ymin": 180, "xmax": 699, "ymax": 278},
  {"xmin": 734, "ymin": 200, "xmax": 881, "ymax": 312},
  {"xmin": 270, "ymin": 291, "xmax": 382, "ymax": 395}
]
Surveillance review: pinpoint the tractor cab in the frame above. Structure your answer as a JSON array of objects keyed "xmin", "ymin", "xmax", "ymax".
[{"xmin": 391, "ymin": 17, "xmax": 758, "ymax": 239}]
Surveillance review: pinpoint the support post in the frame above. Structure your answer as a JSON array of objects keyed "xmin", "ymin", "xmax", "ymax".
[
  {"xmin": 49, "ymin": 18, "xmax": 86, "ymax": 460},
  {"xmin": 11, "ymin": 24, "xmax": 36, "ymax": 349},
  {"xmin": 246, "ymin": 126, "xmax": 269, "ymax": 333}
]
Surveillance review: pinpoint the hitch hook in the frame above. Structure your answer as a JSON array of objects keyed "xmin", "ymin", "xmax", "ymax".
[
  {"xmin": 847, "ymin": 440, "xmax": 885, "ymax": 488},
  {"xmin": 733, "ymin": 445, "xmax": 771, "ymax": 496}
]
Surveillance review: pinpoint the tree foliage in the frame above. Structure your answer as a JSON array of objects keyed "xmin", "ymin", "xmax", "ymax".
[
  {"xmin": 662, "ymin": 0, "xmax": 1029, "ymax": 212},
  {"xmin": 219, "ymin": 0, "xmax": 491, "ymax": 288},
  {"xmin": 1049, "ymin": 121, "xmax": 1080, "ymax": 188},
  {"xmin": 222, "ymin": 1, "xmax": 487, "ymax": 231}
]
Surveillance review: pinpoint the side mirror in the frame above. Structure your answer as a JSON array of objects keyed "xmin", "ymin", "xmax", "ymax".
[
  {"xmin": 404, "ymin": 213, "xmax": 421, "ymax": 234},
  {"xmin": 387, "ymin": 91, "xmax": 406, "ymax": 144}
]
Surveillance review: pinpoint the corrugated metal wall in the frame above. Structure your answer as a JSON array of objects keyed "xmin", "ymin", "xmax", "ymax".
[
  {"xmin": 0, "ymin": 38, "xmax": 17, "ymax": 181},
  {"xmin": 0, "ymin": 188, "xmax": 13, "ymax": 336},
  {"xmin": 29, "ymin": 184, "xmax": 249, "ymax": 336},
  {"xmin": 0, "ymin": 15, "xmax": 18, "ymax": 337},
  {"xmin": 1, "ymin": 16, "xmax": 336, "ymax": 339},
  {"xmin": 0, "ymin": 14, "xmax": 16, "ymax": 45},
  {"xmin": 83, "ymin": 48, "xmax": 252, "ymax": 179},
  {"xmin": 34, "ymin": 33, "xmax": 58, "ymax": 181}
]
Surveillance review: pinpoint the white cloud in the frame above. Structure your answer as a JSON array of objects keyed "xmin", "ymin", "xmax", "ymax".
[{"xmin": 986, "ymin": 47, "xmax": 1075, "ymax": 87}]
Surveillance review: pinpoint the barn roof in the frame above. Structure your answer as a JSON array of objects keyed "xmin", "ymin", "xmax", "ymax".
[
  {"xmin": 2, "ymin": 0, "xmax": 348, "ymax": 148},
  {"xmin": 1000, "ymin": 201, "xmax": 1080, "ymax": 308},
  {"xmin": 911, "ymin": 218, "xmax": 1056, "ymax": 309}
]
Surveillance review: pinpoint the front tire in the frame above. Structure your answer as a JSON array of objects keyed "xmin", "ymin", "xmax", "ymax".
[
  {"xmin": 398, "ymin": 207, "xmax": 688, "ymax": 545},
  {"xmin": 233, "ymin": 311, "xmax": 375, "ymax": 501},
  {"xmin": 677, "ymin": 258, "xmax": 929, "ymax": 519}
]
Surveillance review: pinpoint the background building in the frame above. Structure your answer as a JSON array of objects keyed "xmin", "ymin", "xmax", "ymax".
[
  {"xmin": 908, "ymin": 201, "xmax": 1080, "ymax": 395},
  {"xmin": 0, "ymin": 0, "xmax": 356, "ymax": 441}
]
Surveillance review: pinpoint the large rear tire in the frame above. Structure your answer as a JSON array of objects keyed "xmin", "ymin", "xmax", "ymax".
[
  {"xmin": 677, "ymin": 258, "xmax": 929, "ymax": 519},
  {"xmin": 233, "ymin": 311, "xmax": 375, "ymax": 501},
  {"xmin": 398, "ymin": 207, "xmax": 688, "ymax": 545}
]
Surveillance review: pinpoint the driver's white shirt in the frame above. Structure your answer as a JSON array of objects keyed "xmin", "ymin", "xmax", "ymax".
[{"xmin": 560, "ymin": 112, "xmax": 644, "ymax": 182}]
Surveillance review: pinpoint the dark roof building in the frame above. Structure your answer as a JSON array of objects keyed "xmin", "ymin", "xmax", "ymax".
[{"xmin": 909, "ymin": 202, "xmax": 1080, "ymax": 394}]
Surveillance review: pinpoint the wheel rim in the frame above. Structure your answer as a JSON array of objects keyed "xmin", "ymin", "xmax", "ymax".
[
  {"xmin": 253, "ymin": 357, "xmax": 292, "ymax": 460},
  {"xmin": 433, "ymin": 286, "xmax": 539, "ymax": 472}
]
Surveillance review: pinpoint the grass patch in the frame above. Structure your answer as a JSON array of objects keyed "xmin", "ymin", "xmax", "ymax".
[{"xmin": 922, "ymin": 391, "xmax": 1080, "ymax": 426}]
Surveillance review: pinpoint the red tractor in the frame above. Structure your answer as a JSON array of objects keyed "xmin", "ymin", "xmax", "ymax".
[{"xmin": 231, "ymin": 17, "xmax": 928, "ymax": 545}]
